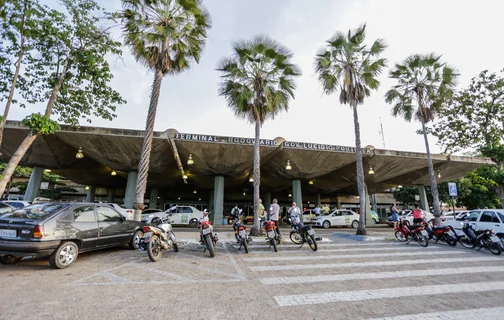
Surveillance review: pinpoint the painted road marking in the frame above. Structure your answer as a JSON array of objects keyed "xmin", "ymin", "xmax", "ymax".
[
  {"xmin": 234, "ymin": 242, "xmax": 393, "ymax": 249},
  {"xmin": 367, "ymin": 307, "xmax": 504, "ymax": 320},
  {"xmin": 260, "ymin": 266, "xmax": 504, "ymax": 284},
  {"xmin": 238, "ymin": 246, "xmax": 441, "ymax": 254},
  {"xmin": 274, "ymin": 281, "xmax": 504, "ymax": 306},
  {"xmin": 242, "ymin": 250, "xmax": 468, "ymax": 262},
  {"xmin": 249, "ymin": 256, "xmax": 502, "ymax": 271}
]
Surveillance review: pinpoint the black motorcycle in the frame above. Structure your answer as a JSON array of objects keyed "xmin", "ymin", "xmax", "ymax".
[
  {"xmin": 458, "ymin": 221, "xmax": 502, "ymax": 255},
  {"xmin": 288, "ymin": 217, "xmax": 318, "ymax": 251}
]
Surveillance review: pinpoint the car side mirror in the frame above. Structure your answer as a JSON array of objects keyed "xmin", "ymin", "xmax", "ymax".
[{"xmin": 121, "ymin": 215, "xmax": 127, "ymax": 221}]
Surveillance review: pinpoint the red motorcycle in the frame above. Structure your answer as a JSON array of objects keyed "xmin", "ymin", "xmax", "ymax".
[
  {"xmin": 199, "ymin": 216, "xmax": 218, "ymax": 257},
  {"xmin": 262, "ymin": 218, "xmax": 278, "ymax": 252},
  {"xmin": 430, "ymin": 225, "xmax": 457, "ymax": 246},
  {"xmin": 394, "ymin": 219, "xmax": 429, "ymax": 247}
]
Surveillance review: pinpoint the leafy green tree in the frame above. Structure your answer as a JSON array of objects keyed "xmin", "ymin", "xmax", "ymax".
[
  {"xmin": 122, "ymin": 0, "xmax": 211, "ymax": 220},
  {"xmin": 217, "ymin": 36, "xmax": 301, "ymax": 233},
  {"xmin": 393, "ymin": 187, "xmax": 417, "ymax": 206},
  {"xmin": 0, "ymin": 0, "xmax": 53, "ymax": 147},
  {"xmin": 457, "ymin": 166, "xmax": 501, "ymax": 209},
  {"xmin": 385, "ymin": 54, "xmax": 458, "ymax": 225},
  {"xmin": 0, "ymin": 0, "xmax": 125, "ymax": 198},
  {"xmin": 433, "ymin": 69, "xmax": 504, "ymax": 207},
  {"xmin": 314, "ymin": 24, "xmax": 387, "ymax": 235}
]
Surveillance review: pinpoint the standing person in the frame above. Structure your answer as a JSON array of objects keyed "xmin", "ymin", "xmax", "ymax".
[
  {"xmin": 314, "ymin": 205, "xmax": 321, "ymax": 216},
  {"xmin": 412, "ymin": 204, "xmax": 423, "ymax": 225},
  {"xmin": 269, "ymin": 199, "xmax": 281, "ymax": 237},
  {"xmin": 288, "ymin": 202, "xmax": 301, "ymax": 225},
  {"xmin": 391, "ymin": 202, "xmax": 400, "ymax": 229},
  {"xmin": 258, "ymin": 199, "xmax": 265, "ymax": 219},
  {"xmin": 322, "ymin": 203, "xmax": 330, "ymax": 215}
]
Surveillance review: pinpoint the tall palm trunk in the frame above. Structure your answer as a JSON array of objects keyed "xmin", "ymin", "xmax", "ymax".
[
  {"xmin": 0, "ymin": 58, "xmax": 70, "ymax": 197},
  {"xmin": 0, "ymin": 0, "xmax": 29, "ymax": 149},
  {"xmin": 421, "ymin": 121, "xmax": 441, "ymax": 225},
  {"xmin": 252, "ymin": 120, "xmax": 261, "ymax": 231},
  {"xmin": 133, "ymin": 68, "xmax": 163, "ymax": 221},
  {"xmin": 352, "ymin": 105, "xmax": 367, "ymax": 235}
]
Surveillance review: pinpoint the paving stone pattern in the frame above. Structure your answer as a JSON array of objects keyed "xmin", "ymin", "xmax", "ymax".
[{"xmin": 0, "ymin": 239, "xmax": 503, "ymax": 320}]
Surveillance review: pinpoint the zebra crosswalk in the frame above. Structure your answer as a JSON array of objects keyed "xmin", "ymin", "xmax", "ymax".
[{"xmin": 239, "ymin": 240, "xmax": 504, "ymax": 319}]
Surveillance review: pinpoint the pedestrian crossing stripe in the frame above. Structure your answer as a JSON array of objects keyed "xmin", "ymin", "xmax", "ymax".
[
  {"xmin": 366, "ymin": 307, "xmax": 504, "ymax": 320},
  {"xmin": 249, "ymin": 256, "xmax": 502, "ymax": 271},
  {"xmin": 274, "ymin": 281, "xmax": 504, "ymax": 306},
  {"xmin": 237, "ymin": 246, "xmax": 441, "ymax": 254},
  {"xmin": 242, "ymin": 250, "xmax": 468, "ymax": 262},
  {"xmin": 260, "ymin": 266, "xmax": 504, "ymax": 284}
]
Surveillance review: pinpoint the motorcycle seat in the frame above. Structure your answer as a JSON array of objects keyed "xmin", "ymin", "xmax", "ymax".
[{"xmin": 432, "ymin": 226, "xmax": 448, "ymax": 231}]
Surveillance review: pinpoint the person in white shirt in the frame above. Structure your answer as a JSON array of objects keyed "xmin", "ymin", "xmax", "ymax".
[{"xmin": 288, "ymin": 202, "xmax": 301, "ymax": 225}]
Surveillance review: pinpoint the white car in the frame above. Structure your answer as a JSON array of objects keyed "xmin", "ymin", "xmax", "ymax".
[
  {"xmin": 312, "ymin": 209, "xmax": 360, "ymax": 229},
  {"xmin": 141, "ymin": 205, "xmax": 203, "ymax": 228},
  {"xmin": 399, "ymin": 210, "xmax": 434, "ymax": 224},
  {"xmin": 1, "ymin": 200, "xmax": 31, "ymax": 209}
]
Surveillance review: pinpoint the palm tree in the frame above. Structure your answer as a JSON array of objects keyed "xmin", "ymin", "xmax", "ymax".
[
  {"xmin": 217, "ymin": 36, "xmax": 301, "ymax": 233},
  {"xmin": 314, "ymin": 24, "xmax": 387, "ymax": 235},
  {"xmin": 385, "ymin": 53, "xmax": 458, "ymax": 226},
  {"xmin": 122, "ymin": 0, "xmax": 211, "ymax": 221}
]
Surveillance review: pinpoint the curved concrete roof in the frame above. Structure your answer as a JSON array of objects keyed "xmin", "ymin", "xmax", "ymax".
[{"xmin": 1, "ymin": 121, "xmax": 492, "ymax": 197}]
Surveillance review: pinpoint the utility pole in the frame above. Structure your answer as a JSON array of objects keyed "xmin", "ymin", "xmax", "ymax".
[{"xmin": 379, "ymin": 117, "xmax": 386, "ymax": 149}]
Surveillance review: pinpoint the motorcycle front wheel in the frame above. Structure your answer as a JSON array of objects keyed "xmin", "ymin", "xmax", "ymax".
[
  {"xmin": 458, "ymin": 236, "xmax": 475, "ymax": 249},
  {"xmin": 205, "ymin": 234, "xmax": 215, "ymax": 257},
  {"xmin": 308, "ymin": 234, "xmax": 318, "ymax": 252},
  {"xmin": 270, "ymin": 238, "xmax": 278, "ymax": 252},
  {"xmin": 417, "ymin": 233, "xmax": 429, "ymax": 247},
  {"xmin": 147, "ymin": 235, "xmax": 163, "ymax": 262},
  {"xmin": 485, "ymin": 240, "xmax": 502, "ymax": 255},
  {"xmin": 290, "ymin": 231, "xmax": 302, "ymax": 244},
  {"xmin": 394, "ymin": 230, "xmax": 407, "ymax": 242},
  {"xmin": 242, "ymin": 238, "xmax": 249, "ymax": 254}
]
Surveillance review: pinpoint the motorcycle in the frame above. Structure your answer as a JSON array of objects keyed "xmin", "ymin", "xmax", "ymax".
[
  {"xmin": 394, "ymin": 219, "xmax": 429, "ymax": 247},
  {"xmin": 457, "ymin": 221, "xmax": 502, "ymax": 255},
  {"xmin": 421, "ymin": 218, "xmax": 457, "ymax": 246},
  {"xmin": 260, "ymin": 217, "xmax": 279, "ymax": 252},
  {"xmin": 288, "ymin": 217, "xmax": 318, "ymax": 251},
  {"xmin": 139, "ymin": 217, "xmax": 178, "ymax": 262},
  {"xmin": 232, "ymin": 215, "xmax": 252, "ymax": 253},
  {"xmin": 199, "ymin": 216, "xmax": 219, "ymax": 257}
]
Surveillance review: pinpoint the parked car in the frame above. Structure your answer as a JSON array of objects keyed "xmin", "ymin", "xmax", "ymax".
[
  {"xmin": 370, "ymin": 210, "xmax": 379, "ymax": 224},
  {"xmin": 1, "ymin": 201, "xmax": 31, "ymax": 209},
  {"xmin": 312, "ymin": 209, "xmax": 360, "ymax": 229},
  {"xmin": 445, "ymin": 209, "xmax": 504, "ymax": 241},
  {"xmin": 100, "ymin": 203, "xmax": 135, "ymax": 220},
  {"xmin": 142, "ymin": 208, "xmax": 163, "ymax": 215},
  {"xmin": 0, "ymin": 202, "xmax": 16, "ymax": 214},
  {"xmin": 141, "ymin": 205, "xmax": 204, "ymax": 228},
  {"xmin": 0, "ymin": 202, "xmax": 145, "ymax": 268},
  {"xmin": 442, "ymin": 210, "xmax": 470, "ymax": 221},
  {"xmin": 386, "ymin": 209, "xmax": 434, "ymax": 227}
]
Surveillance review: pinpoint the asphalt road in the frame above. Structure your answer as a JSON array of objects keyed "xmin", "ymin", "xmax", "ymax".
[{"xmin": 1, "ymin": 235, "xmax": 503, "ymax": 320}]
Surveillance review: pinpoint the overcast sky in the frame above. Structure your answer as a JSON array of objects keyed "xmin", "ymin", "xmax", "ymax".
[{"xmin": 9, "ymin": 0, "xmax": 504, "ymax": 154}]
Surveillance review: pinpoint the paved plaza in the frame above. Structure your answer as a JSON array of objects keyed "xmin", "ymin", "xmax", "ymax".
[{"xmin": 1, "ymin": 233, "xmax": 504, "ymax": 320}]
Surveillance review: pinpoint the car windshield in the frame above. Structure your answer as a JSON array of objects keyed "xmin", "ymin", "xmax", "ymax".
[
  {"xmin": 497, "ymin": 212, "xmax": 504, "ymax": 223},
  {"xmin": 6, "ymin": 202, "xmax": 25, "ymax": 209},
  {"xmin": 0, "ymin": 203, "xmax": 69, "ymax": 221}
]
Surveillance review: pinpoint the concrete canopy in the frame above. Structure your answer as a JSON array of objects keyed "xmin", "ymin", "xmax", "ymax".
[{"xmin": 1, "ymin": 121, "xmax": 492, "ymax": 199}]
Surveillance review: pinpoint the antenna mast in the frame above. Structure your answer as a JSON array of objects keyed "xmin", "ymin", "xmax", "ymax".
[{"xmin": 379, "ymin": 117, "xmax": 386, "ymax": 149}]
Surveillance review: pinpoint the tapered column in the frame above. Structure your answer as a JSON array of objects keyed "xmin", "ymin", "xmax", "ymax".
[
  {"xmin": 24, "ymin": 166, "xmax": 44, "ymax": 201},
  {"xmin": 364, "ymin": 184, "xmax": 372, "ymax": 227},
  {"xmin": 316, "ymin": 193, "xmax": 321, "ymax": 207},
  {"xmin": 213, "ymin": 176, "xmax": 224, "ymax": 225},
  {"xmin": 85, "ymin": 186, "xmax": 96, "ymax": 202},
  {"xmin": 149, "ymin": 188, "xmax": 158, "ymax": 209},
  {"xmin": 292, "ymin": 179, "xmax": 303, "ymax": 210},
  {"xmin": 107, "ymin": 188, "xmax": 114, "ymax": 203},
  {"xmin": 124, "ymin": 171, "xmax": 138, "ymax": 209},
  {"xmin": 417, "ymin": 185, "xmax": 430, "ymax": 212},
  {"xmin": 263, "ymin": 192, "xmax": 271, "ymax": 208}
]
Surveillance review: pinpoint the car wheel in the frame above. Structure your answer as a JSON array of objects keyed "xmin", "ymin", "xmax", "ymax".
[
  {"xmin": 0, "ymin": 255, "xmax": 22, "ymax": 265},
  {"xmin": 322, "ymin": 220, "xmax": 331, "ymax": 229},
  {"xmin": 351, "ymin": 220, "xmax": 359, "ymax": 229},
  {"xmin": 49, "ymin": 241, "xmax": 79, "ymax": 269},
  {"xmin": 189, "ymin": 219, "xmax": 199, "ymax": 228},
  {"xmin": 129, "ymin": 230, "xmax": 143, "ymax": 249}
]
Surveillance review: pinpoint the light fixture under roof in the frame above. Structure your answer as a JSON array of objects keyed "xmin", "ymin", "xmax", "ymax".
[
  {"xmin": 75, "ymin": 147, "xmax": 84, "ymax": 159},
  {"xmin": 309, "ymin": 180, "xmax": 314, "ymax": 185},
  {"xmin": 187, "ymin": 154, "xmax": 194, "ymax": 165},
  {"xmin": 193, "ymin": 190, "xmax": 197, "ymax": 194},
  {"xmin": 368, "ymin": 166, "xmax": 375, "ymax": 175},
  {"xmin": 183, "ymin": 174, "xmax": 188, "ymax": 180},
  {"xmin": 111, "ymin": 170, "xmax": 117, "ymax": 176},
  {"xmin": 249, "ymin": 176, "xmax": 254, "ymax": 182},
  {"xmin": 288, "ymin": 193, "xmax": 292, "ymax": 197},
  {"xmin": 85, "ymin": 186, "xmax": 90, "ymax": 190},
  {"xmin": 285, "ymin": 160, "xmax": 292, "ymax": 171}
]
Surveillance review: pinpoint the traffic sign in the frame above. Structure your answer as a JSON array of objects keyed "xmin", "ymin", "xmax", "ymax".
[{"xmin": 448, "ymin": 182, "xmax": 457, "ymax": 197}]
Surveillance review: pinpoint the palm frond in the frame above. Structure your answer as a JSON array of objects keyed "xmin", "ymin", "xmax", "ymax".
[
  {"xmin": 121, "ymin": 0, "xmax": 211, "ymax": 75},
  {"xmin": 217, "ymin": 35, "xmax": 301, "ymax": 125}
]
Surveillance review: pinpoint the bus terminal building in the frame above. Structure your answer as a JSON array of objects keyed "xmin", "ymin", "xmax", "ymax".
[{"xmin": 2, "ymin": 121, "xmax": 491, "ymax": 224}]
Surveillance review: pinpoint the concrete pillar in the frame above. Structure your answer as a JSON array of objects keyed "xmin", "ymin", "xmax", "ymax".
[
  {"xmin": 417, "ymin": 185, "xmax": 430, "ymax": 212},
  {"xmin": 124, "ymin": 171, "xmax": 138, "ymax": 209},
  {"xmin": 316, "ymin": 193, "xmax": 321, "ymax": 207},
  {"xmin": 263, "ymin": 192, "xmax": 271, "ymax": 208},
  {"xmin": 159, "ymin": 196, "xmax": 165, "ymax": 211},
  {"xmin": 149, "ymin": 188, "xmax": 158, "ymax": 209},
  {"xmin": 85, "ymin": 186, "xmax": 96, "ymax": 202},
  {"xmin": 107, "ymin": 188, "xmax": 114, "ymax": 203},
  {"xmin": 292, "ymin": 179, "xmax": 303, "ymax": 211},
  {"xmin": 364, "ymin": 185, "xmax": 373, "ymax": 227},
  {"xmin": 209, "ymin": 190, "xmax": 214, "ymax": 213},
  {"xmin": 335, "ymin": 195, "xmax": 340, "ymax": 209},
  {"xmin": 24, "ymin": 166, "xmax": 44, "ymax": 202},
  {"xmin": 212, "ymin": 176, "xmax": 224, "ymax": 225}
]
